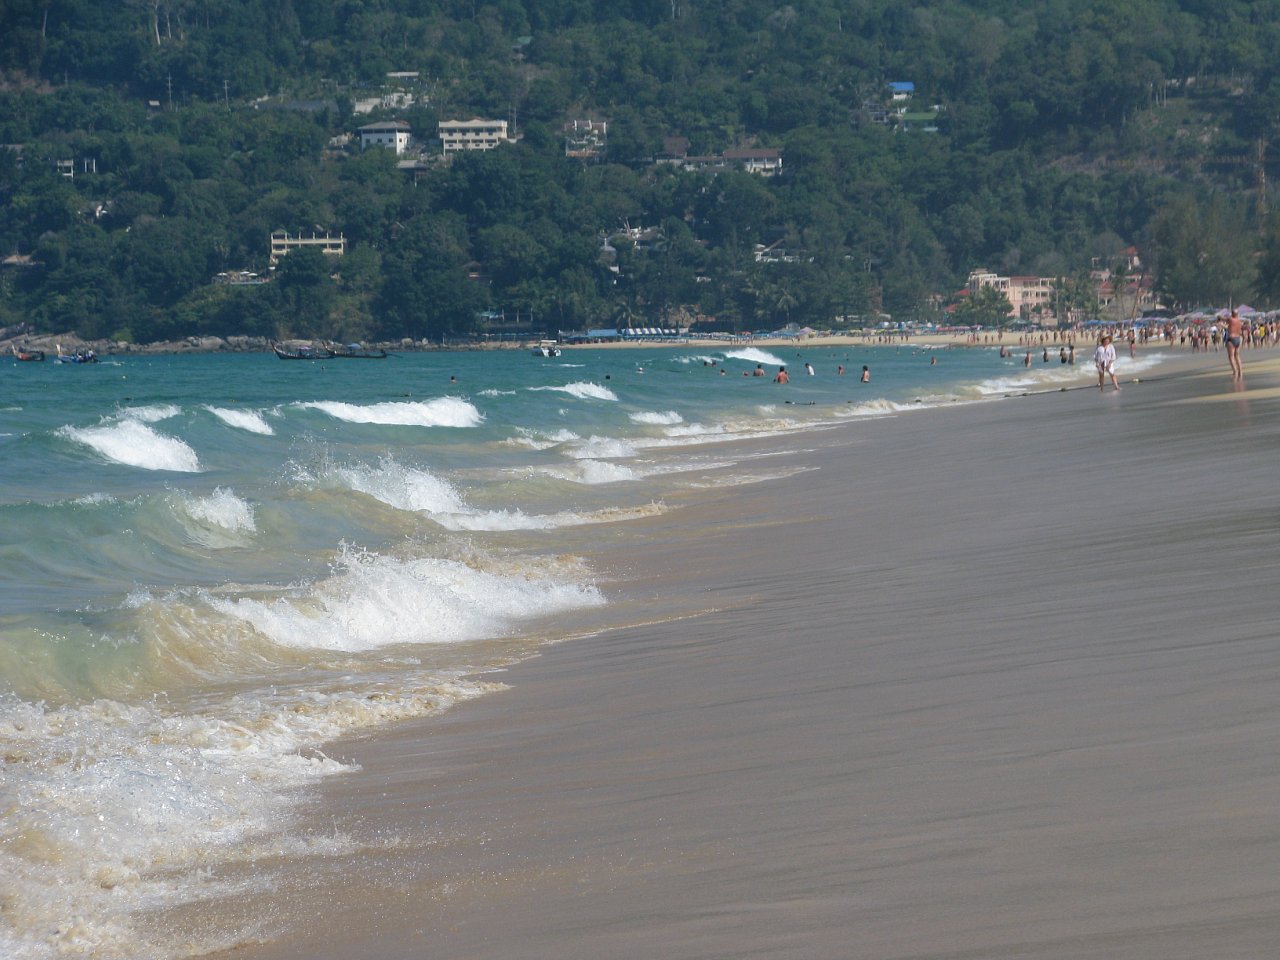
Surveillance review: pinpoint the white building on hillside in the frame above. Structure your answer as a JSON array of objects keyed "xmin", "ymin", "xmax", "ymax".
[
  {"xmin": 358, "ymin": 120, "xmax": 413, "ymax": 154},
  {"xmin": 439, "ymin": 118, "xmax": 514, "ymax": 154}
]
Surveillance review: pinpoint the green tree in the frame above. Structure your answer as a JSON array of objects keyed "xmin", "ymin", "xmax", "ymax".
[
  {"xmin": 1153, "ymin": 194, "xmax": 1255, "ymax": 309},
  {"xmin": 952, "ymin": 284, "xmax": 1013, "ymax": 327}
]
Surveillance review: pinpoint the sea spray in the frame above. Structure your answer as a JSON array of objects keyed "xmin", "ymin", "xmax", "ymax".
[
  {"xmin": 58, "ymin": 420, "xmax": 202, "ymax": 472},
  {"xmin": 298, "ymin": 397, "xmax": 483, "ymax": 428},
  {"xmin": 205, "ymin": 405, "xmax": 275, "ymax": 435},
  {"xmin": 528, "ymin": 382, "xmax": 619, "ymax": 401}
]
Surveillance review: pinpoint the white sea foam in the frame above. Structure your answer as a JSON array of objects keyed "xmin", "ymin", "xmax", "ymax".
[
  {"xmin": 314, "ymin": 455, "xmax": 653, "ymax": 529},
  {"xmin": 478, "ymin": 388, "xmax": 517, "ymax": 397},
  {"xmin": 724, "ymin": 347, "xmax": 786, "ymax": 365},
  {"xmin": 567, "ymin": 435, "xmax": 638, "ymax": 460},
  {"xmin": 436, "ymin": 502, "xmax": 660, "ymax": 530},
  {"xmin": 207, "ymin": 545, "xmax": 604, "ymax": 651},
  {"xmin": 299, "ymin": 397, "xmax": 483, "ymax": 428},
  {"xmin": 0, "ymin": 675, "xmax": 491, "ymax": 960},
  {"xmin": 73, "ymin": 492, "xmax": 118, "ymax": 506},
  {"xmin": 205, "ymin": 405, "xmax": 275, "ymax": 435},
  {"xmin": 528, "ymin": 381, "xmax": 618, "ymax": 401},
  {"xmin": 170, "ymin": 488, "xmax": 257, "ymax": 547},
  {"xmin": 837, "ymin": 398, "xmax": 916, "ymax": 417},
  {"xmin": 663, "ymin": 421, "xmax": 725, "ymax": 437},
  {"xmin": 503, "ymin": 427, "xmax": 581, "ymax": 450},
  {"xmin": 59, "ymin": 420, "xmax": 202, "ymax": 472},
  {"xmin": 325, "ymin": 457, "xmax": 469, "ymax": 514},
  {"xmin": 629, "ymin": 410, "xmax": 684, "ymax": 425},
  {"xmin": 119, "ymin": 403, "xmax": 182, "ymax": 423},
  {"xmin": 970, "ymin": 350, "xmax": 1171, "ymax": 397},
  {"xmin": 537, "ymin": 459, "xmax": 642, "ymax": 484}
]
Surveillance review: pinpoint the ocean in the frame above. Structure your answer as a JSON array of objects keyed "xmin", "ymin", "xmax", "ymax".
[{"xmin": 0, "ymin": 340, "xmax": 1166, "ymax": 958}]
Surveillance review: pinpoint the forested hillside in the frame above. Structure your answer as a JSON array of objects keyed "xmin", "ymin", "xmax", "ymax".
[{"xmin": 3, "ymin": 0, "xmax": 1280, "ymax": 343}]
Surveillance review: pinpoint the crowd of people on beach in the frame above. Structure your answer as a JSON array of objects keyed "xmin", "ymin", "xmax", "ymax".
[{"xmin": 691, "ymin": 309, "xmax": 1273, "ymax": 392}]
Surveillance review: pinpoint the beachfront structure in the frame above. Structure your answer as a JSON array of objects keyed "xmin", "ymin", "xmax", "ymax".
[
  {"xmin": 439, "ymin": 119, "xmax": 514, "ymax": 154},
  {"xmin": 269, "ymin": 230, "xmax": 346, "ymax": 264},
  {"xmin": 968, "ymin": 269, "xmax": 1056, "ymax": 322},
  {"xmin": 358, "ymin": 120, "xmax": 413, "ymax": 154}
]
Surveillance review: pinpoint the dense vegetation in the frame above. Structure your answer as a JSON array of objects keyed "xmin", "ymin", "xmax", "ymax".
[{"xmin": 3, "ymin": 0, "xmax": 1280, "ymax": 342}]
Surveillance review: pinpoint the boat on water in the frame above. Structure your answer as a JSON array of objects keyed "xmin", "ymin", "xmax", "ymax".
[
  {"xmin": 532, "ymin": 340, "xmax": 562, "ymax": 357},
  {"xmin": 10, "ymin": 346, "xmax": 45, "ymax": 362},
  {"xmin": 54, "ymin": 346, "xmax": 98, "ymax": 364},
  {"xmin": 329, "ymin": 343, "xmax": 388, "ymax": 359},
  {"xmin": 272, "ymin": 340, "xmax": 335, "ymax": 360}
]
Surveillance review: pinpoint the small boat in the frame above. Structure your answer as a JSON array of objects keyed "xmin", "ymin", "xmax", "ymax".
[
  {"xmin": 11, "ymin": 346, "xmax": 45, "ymax": 362},
  {"xmin": 329, "ymin": 343, "xmax": 388, "ymax": 359},
  {"xmin": 273, "ymin": 341, "xmax": 335, "ymax": 360},
  {"xmin": 532, "ymin": 340, "xmax": 562, "ymax": 357},
  {"xmin": 54, "ymin": 345, "xmax": 98, "ymax": 363}
]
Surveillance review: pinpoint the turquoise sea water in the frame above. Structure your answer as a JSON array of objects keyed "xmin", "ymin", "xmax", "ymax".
[{"xmin": 0, "ymin": 340, "xmax": 1164, "ymax": 957}]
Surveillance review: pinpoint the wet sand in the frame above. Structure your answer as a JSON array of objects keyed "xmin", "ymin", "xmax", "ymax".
[{"xmin": 199, "ymin": 351, "xmax": 1280, "ymax": 959}]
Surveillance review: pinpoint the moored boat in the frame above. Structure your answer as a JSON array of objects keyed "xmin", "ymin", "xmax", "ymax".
[
  {"xmin": 273, "ymin": 340, "xmax": 335, "ymax": 360},
  {"xmin": 329, "ymin": 343, "xmax": 388, "ymax": 359},
  {"xmin": 53, "ymin": 345, "xmax": 97, "ymax": 363},
  {"xmin": 532, "ymin": 339, "xmax": 562, "ymax": 357}
]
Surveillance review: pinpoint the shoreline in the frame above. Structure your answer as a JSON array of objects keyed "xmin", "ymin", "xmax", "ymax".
[
  {"xmin": 3, "ymin": 328, "xmax": 1151, "ymax": 358},
  {"xmin": 185, "ymin": 346, "xmax": 1280, "ymax": 959}
]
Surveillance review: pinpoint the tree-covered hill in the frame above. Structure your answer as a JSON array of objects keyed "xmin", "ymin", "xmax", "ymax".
[{"xmin": 3, "ymin": 0, "xmax": 1280, "ymax": 343}]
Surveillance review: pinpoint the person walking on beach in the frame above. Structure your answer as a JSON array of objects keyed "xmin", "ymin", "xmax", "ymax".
[
  {"xmin": 1225, "ymin": 309, "xmax": 1244, "ymax": 379},
  {"xmin": 1094, "ymin": 334, "xmax": 1120, "ymax": 391}
]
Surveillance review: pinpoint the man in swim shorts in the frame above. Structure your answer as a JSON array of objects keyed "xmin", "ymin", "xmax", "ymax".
[{"xmin": 1224, "ymin": 309, "xmax": 1244, "ymax": 379}]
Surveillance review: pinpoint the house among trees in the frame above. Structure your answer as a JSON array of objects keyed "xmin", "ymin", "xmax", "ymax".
[
  {"xmin": 358, "ymin": 120, "xmax": 413, "ymax": 155},
  {"xmin": 656, "ymin": 137, "xmax": 691, "ymax": 164},
  {"xmin": 565, "ymin": 120, "xmax": 607, "ymax": 161},
  {"xmin": 439, "ymin": 119, "xmax": 515, "ymax": 154},
  {"xmin": 269, "ymin": 230, "xmax": 346, "ymax": 265},
  {"xmin": 655, "ymin": 138, "xmax": 782, "ymax": 175},
  {"xmin": 722, "ymin": 147, "xmax": 782, "ymax": 176},
  {"xmin": 863, "ymin": 81, "xmax": 942, "ymax": 132},
  {"xmin": 352, "ymin": 72, "xmax": 423, "ymax": 114}
]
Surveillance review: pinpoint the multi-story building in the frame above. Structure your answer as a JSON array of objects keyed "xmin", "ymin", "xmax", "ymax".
[
  {"xmin": 438, "ymin": 119, "xmax": 514, "ymax": 154},
  {"xmin": 357, "ymin": 120, "xmax": 413, "ymax": 154},
  {"xmin": 269, "ymin": 230, "xmax": 346, "ymax": 265},
  {"xmin": 967, "ymin": 269, "xmax": 1056, "ymax": 321}
]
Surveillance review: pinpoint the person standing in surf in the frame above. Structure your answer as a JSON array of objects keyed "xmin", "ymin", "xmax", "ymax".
[
  {"xmin": 1224, "ymin": 309, "xmax": 1244, "ymax": 379},
  {"xmin": 1094, "ymin": 334, "xmax": 1120, "ymax": 391}
]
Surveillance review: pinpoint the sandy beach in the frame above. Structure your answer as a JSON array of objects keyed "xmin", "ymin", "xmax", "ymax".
[{"xmin": 190, "ymin": 348, "xmax": 1280, "ymax": 960}]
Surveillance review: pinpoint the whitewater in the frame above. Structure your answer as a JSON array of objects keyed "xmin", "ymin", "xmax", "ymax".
[{"xmin": 0, "ymin": 340, "xmax": 1161, "ymax": 958}]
